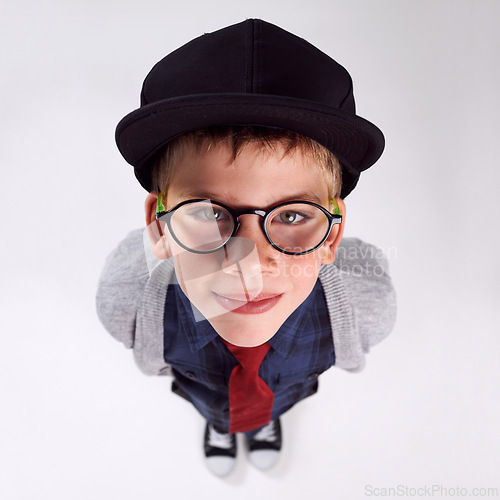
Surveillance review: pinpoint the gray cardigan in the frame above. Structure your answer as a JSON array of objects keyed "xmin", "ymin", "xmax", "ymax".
[{"xmin": 96, "ymin": 229, "xmax": 396, "ymax": 375}]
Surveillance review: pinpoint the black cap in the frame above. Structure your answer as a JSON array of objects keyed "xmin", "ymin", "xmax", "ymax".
[{"xmin": 116, "ymin": 19, "xmax": 385, "ymax": 197}]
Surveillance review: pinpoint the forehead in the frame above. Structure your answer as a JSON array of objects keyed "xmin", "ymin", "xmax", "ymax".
[{"xmin": 167, "ymin": 141, "xmax": 330, "ymax": 208}]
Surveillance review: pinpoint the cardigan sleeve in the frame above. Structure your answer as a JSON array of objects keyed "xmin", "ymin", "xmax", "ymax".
[
  {"xmin": 334, "ymin": 238, "xmax": 397, "ymax": 353},
  {"xmin": 95, "ymin": 229, "xmax": 150, "ymax": 348}
]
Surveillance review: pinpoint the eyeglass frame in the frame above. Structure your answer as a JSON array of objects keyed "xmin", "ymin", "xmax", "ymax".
[{"xmin": 155, "ymin": 193, "xmax": 343, "ymax": 256}]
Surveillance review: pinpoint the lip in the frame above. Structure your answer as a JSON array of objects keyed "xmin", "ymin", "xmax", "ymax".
[{"xmin": 213, "ymin": 291, "xmax": 282, "ymax": 315}]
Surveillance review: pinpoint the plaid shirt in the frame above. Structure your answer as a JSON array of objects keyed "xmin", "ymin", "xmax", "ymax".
[{"xmin": 163, "ymin": 279, "xmax": 335, "ymax": 433}]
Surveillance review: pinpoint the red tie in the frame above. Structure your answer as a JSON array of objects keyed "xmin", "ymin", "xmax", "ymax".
[{"xmin": 222, "ymin": 339, "xmax": 274, "ymax": 433}]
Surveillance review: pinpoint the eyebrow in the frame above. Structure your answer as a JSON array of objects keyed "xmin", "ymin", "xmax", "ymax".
[{"xmin": 177, "ymin": 190, "xmax": 324, "ymax": 207}]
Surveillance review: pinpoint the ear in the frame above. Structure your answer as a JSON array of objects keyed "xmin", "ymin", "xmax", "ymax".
[
  {"xmin": 145, "ymin": 192, "xmax": 172, "ymax": 260},
  {"xmin": 319, "ymin": 198, "xmax": 346, "ymax": 265}
]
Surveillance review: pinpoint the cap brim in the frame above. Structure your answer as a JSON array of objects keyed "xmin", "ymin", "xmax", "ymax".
[{"xmin": 115, "ymin": 93, "xmax": 385, "ymax": 198}]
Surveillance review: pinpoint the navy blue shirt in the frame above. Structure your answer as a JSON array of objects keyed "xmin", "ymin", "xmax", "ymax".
[{"xmin": 163, "ymin": 280, "xmax": 335, "ymax": 433}]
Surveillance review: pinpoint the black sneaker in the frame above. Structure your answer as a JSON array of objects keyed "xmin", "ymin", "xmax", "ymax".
[
  {"xmin": 247, "ymin": 419, "xmax": 282, "ymax": 471},
  {"xmin": 203, "ymin": 423, "xmax": 237, "ymax": 477}
]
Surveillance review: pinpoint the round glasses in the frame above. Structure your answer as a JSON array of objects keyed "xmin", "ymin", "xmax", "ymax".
[{"xmin": 156, "ymin": 197, "xmax": 342, "ymax": 255}]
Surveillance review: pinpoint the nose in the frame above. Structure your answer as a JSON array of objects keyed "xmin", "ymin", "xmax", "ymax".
[{"xmin": 221, "ymin": 214, "xmax": 279, "ymax": 278}]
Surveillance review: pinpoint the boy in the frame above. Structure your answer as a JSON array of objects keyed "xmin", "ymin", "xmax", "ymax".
[{"xmin": 97, "ymin": 19, "xmax": 396, "ymax": 476}]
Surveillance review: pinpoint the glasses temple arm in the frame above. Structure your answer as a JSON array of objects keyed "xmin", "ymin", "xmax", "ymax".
[
  {"xmin": 157, "ymin": 193, "xmax": 166, "ymax": 214},
  {"xmin": 330, "ymin": 198, "xmax": 342, "ymax": 216}
]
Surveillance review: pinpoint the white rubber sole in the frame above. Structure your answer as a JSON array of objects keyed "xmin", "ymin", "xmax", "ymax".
[
  {"xmin": 248, "ymin": 449, "xmax": 280, "ymax": 471},
  {"xmin": 206, "ymin": 455, "xmax": 236, "ymax": 477}
]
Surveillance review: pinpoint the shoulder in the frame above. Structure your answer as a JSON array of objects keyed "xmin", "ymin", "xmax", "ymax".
[
  {"xmin": 320, "ymin": 237, "xmax": 397, "ymax": 351},
  {"xmin": 98, "ymin": 228, "xmax": 150, "ymax": 284},
  {"xmin": 334, "ymin": 237, "xmax": 391, "ymax": 276},
  {"xmin": 96, "ymin": 229, "xmax": 151, "ymax": 348}
]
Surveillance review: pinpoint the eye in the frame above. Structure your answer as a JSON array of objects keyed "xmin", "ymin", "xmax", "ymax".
[
  {"xmin": 277, "ymin": 210, "xmax": 305, "ymax": 224},
  {"xmin": 187, "ymin": 206, "xmax": 230, "ymax": 223},
  {"xmin": 202, "ymin": 207, "xmax": 222, "ymax": 220}
]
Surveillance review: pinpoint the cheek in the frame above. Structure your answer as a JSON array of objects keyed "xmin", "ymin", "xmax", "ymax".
[
  {"xmin": 284, "ymin": 253, "xmax": 321, "ymax": 277},
  {"xmin": 282, "ymin": 254, "xmax": 322, "ymax": 293},
  {"xmin": 173, "ymin": 250, "xmax": 222, "ymax": 291}
]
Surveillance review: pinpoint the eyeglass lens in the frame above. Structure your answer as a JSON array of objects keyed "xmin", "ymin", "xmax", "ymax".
[
  {"xmin": 266, "ymin": 203, "xmax": 329, "ymax": 253},
  {"xmin": 170, "ymin": 202, "xmax": 233, "ymax": 252},
  {"xmin": 168, "ymin": 201, "xmax": 330, "ymax": 253}
]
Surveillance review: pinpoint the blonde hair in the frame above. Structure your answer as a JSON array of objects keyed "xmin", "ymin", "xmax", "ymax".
[{"xmin": 151, "ymin": 126, "xmax": 342, "ymax": 198}]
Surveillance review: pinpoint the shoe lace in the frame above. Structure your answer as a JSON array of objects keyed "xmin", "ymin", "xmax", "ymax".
[
  {"xmin": 208, "ymin": 425, "xmax": 233, "ymax": 449},
  {"xmin": 252, "ymin": 420, "xmax": 277, "ymax": 442}
]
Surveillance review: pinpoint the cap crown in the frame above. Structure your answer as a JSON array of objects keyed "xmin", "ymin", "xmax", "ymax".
[{"xmin": 141, "ymin": 19, "xmax": 356, "ymax": 114}]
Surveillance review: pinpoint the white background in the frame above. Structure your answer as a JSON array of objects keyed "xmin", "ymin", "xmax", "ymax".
[{"xmin": 1, "ymin": 1, "xmax": 499, "ymax": 498}]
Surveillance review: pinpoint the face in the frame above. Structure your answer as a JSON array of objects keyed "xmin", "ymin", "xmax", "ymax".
[{"xmin": 146, "ymin": 141, "xmax": 345, "ymax": 347}]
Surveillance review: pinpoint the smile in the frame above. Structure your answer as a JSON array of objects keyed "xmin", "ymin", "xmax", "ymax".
[{"xmin": 212, "ymin": 292, "xmax": 282, "ymax": 315}]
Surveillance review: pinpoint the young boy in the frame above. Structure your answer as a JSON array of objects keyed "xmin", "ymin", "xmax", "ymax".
[{"xmin": 97, "ymin": 19, "xmax": 396, "ymax": 477}]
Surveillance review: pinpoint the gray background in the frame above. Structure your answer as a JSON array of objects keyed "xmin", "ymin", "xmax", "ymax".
[{"xmin": 1, "ymin": 0, "xmax": 499, "ymax": 498}]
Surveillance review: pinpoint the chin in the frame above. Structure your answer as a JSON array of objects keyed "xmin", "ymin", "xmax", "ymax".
[
  {"xmin": 218, "ymin": 331, "xmax": 276, "ymax": 348},
  {"xmin": 210, "ymin": 313, "xmax": 283, "ymax": 347}
]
